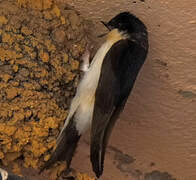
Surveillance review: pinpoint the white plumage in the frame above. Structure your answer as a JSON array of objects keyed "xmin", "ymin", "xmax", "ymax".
[{"xmin": 57, "ymin": 29, "xmax": 126, "ymax": 141}]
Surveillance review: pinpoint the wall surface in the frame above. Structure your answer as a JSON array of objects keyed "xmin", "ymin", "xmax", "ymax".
[{"xmin": 58, "ymin": 0, "xmax": 196, "ymax": 180}]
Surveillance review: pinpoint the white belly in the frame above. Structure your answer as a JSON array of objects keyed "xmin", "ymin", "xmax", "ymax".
[
  {"xmin": 58, "ymin": 29, "xmax": 126, "ymax": 137},
  {"xmin": 73, "ymin": 42, "xmax": 112, "ymax": 133},
  {"xmin": 57, "ymin": 41, "xmax": 112, "ymax": 137}
]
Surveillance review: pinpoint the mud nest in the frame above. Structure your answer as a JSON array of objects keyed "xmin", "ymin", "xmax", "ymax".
[{"xmin": 0, "ymin": 0, "xmax": 93, "ymax": 176}]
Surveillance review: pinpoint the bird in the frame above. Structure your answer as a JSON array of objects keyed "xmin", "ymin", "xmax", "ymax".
[
  {"xmin": 40, "ymin": 11, "xmax": 148, "ymax": 178},
  {"xmin": 0, "ymin": 168, "xmax": 24, "ymax": 180}
]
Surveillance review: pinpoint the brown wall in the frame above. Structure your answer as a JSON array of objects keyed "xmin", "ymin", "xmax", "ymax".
[{"xmin": 60, "ymin": 0, "xmax": 196, "ymax": 179}]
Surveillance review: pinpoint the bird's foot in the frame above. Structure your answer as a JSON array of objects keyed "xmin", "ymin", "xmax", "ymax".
[{"xmin": 80, "ymin": 43, "xmax": 93, "ymax": 72}]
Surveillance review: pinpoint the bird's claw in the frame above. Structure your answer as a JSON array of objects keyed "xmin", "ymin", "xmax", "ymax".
[{"xmin": 80, "ymin": 43, "xmax": 93, "ymax": 72}]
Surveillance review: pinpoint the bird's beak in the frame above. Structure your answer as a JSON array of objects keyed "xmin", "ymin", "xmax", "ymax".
[
  {"xmin": 100, "ymin": 21, "xmax": 111, "ymax": 31},
  {"xmin": 97, "ymin": 21, "xmax": 111, "ymax": 38}
]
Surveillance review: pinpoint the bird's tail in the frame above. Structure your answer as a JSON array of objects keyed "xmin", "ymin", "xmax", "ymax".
[
  {"xmin": 90, "ymin": 105, "xmax": 123, "ymax": 178},
  {"xmin": 90, "ymin": 123, "xmax": 111, "ymax": 178},
  {"xmin": 40, "ymin": 116, "xmax": 81, "ymax": 173}
]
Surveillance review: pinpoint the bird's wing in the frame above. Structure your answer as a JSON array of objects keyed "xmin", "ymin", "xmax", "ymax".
[
  {"xmin": 90, "ymin": 39, "xmax": 148, "ymax": 178},
  {"xmin": 39, "ymin": 113, "xmax": 81, "ymax": 173}
]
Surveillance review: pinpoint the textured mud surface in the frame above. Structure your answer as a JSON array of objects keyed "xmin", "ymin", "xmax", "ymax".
[
  {"xmin": 0, "ymin": 0, "xmax": 196, "ymax": 180},
  {"xmin": 0, "ymin": 0, "xmax": 95, "ymax": 179}
]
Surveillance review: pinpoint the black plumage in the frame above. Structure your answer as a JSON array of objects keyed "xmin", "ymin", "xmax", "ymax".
[
  {"xmin": 90, "ymin": 38, "xmax": 148, "ymax": 177},
  {"xmin": 90, "ymin": 12, "xmax": 148, "ymax": 178},
  {"xmin": 40, "ymin": 115, "xmax": 80, "ymax": 172},
  {"xmin": 41, "ymin": 12, "xmax": 148, "ymax": 179}
]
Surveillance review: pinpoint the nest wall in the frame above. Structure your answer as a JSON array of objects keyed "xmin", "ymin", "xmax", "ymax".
[{"xmin": 0, "ymin": 0, "xmax": 89, "ymax": 171}]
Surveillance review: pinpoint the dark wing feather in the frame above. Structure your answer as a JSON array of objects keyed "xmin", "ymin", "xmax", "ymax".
[
  {"xmin": 90, "ymin": 39, "xmax": 148, "ymax": 178},
  {"xmin": 40, "ymin": 115, "xmax": 81, "ymax": 173}
]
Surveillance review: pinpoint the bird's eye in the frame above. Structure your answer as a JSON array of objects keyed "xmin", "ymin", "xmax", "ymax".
[{"xmin": 118, "ymin": 22, "xmax": 123, "ymax": 27}]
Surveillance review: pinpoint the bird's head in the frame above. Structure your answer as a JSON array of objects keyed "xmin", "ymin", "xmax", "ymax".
[{"xmin": 101, "ymin": 12, "xmax": 147, "ymax": 35}]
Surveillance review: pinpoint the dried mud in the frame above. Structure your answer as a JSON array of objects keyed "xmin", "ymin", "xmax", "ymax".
[{"xmin": 0, "ymin": 0, "xmax": 95, "ymax": 179}]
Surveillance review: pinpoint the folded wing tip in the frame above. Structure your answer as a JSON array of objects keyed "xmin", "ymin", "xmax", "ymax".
[{"xmin": 90, "ymin": 145, "xmax": 104, "ymax": 178}]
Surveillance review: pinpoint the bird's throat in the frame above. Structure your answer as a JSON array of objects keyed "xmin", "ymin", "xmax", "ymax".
[{"xmin": 106, "ymin": 29, "xmax": 128, "ymax": 44}]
